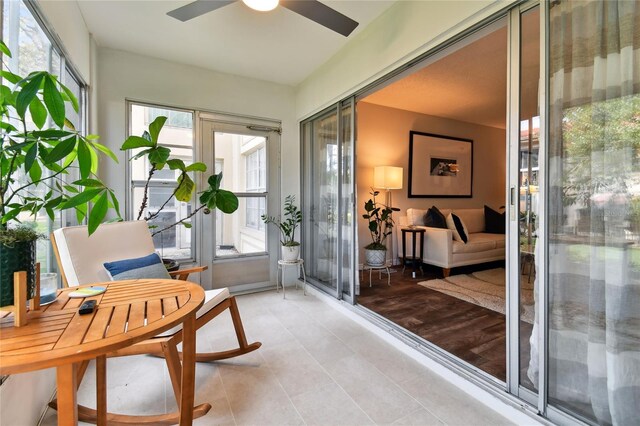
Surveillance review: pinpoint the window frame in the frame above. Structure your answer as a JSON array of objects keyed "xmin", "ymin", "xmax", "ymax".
[{"xmin": 125, "ymin": 100, "xmax": 197, "ymax": 262}]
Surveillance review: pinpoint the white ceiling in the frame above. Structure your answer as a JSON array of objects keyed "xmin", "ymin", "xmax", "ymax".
[
  {"xmin": 362, "ymin": 25, "xmax": 509, "ymax": 129},
  {"xmin": 74, "ymin": 0, "xmax": 395, "ymax": 86},
  {"xmin": 362, "ymin": 10, "xmax": 539, "ymax": 130}
]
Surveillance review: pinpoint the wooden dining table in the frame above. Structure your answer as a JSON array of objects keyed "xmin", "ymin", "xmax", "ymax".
[{"xmin": 0, "ymin": 278, "xmax": 205, "ymax": 425}]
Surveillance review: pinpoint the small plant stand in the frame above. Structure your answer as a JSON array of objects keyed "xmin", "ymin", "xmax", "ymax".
[
  {"xmin": 0, "ymin": 263, "xmax": 40, "ymax": 327},
  {"xmin": 277, "ymin": 259, "xmax": 306, "ymax": 299},
  {"xmin": 363, "ymin": 262, "xmax": 392, "ymax": 287}
]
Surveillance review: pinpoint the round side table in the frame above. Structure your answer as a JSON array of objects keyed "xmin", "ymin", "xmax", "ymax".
[
  {"xmin": 362, "ymin": 262, "xmax": 391, "ymax": 287},
  {"xmin": 277, "ymin": 259, "xmax": 306, "ymax": 299}
]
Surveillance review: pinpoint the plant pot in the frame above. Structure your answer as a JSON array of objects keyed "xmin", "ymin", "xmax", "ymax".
[
  {"xmin": 162, "ymin": 258, "xmax": 180, "ymax": 272},
  {"xmin": 282, "ymin": 245, "xmax": 300, "ymax": 262},
  {"xmin": 364, "ymin": 248, "xmax": 386, "ymax": 266},
  {"xmin": 0, "ymin": 240, "xmax": 37, "ymax": 307}
]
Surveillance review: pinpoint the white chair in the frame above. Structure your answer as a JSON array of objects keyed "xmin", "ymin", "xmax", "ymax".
[{"xmin": 50, "ymin": 220, "xmax": 261, "ymax": 424}]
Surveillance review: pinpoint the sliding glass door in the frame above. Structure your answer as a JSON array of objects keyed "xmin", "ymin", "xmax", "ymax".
[{"xmin": 301, "ymin": 100, "xmax": 355, "ymax": 301}]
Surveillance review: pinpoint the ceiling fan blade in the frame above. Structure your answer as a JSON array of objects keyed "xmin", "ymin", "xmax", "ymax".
[
  {"xmin": 167, "ymin": 0, "xmax": 235, "ymax": 22},
  {"xmin": 281, "ymin": 0, "xmax": 359, "ymax": 37}
]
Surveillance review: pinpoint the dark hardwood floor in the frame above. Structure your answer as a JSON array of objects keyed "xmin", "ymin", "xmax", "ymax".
[{"xmin": 357, "ymin": 261, "xmax": 534, "ymax": 384}]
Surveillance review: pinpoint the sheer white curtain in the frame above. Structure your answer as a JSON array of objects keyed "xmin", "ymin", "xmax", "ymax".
[{"xmin": 545, "ymin": 1, "xmax": 640, "ymax": 424}]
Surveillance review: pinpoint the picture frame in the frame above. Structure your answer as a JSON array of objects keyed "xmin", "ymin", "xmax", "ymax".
[{"xmin": 408, "ymin": 131, "xmax": 473, "ymax": 198}]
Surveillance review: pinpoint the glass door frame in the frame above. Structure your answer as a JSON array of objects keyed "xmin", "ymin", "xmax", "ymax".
[
  {"xmin": 506, "ymin": 0, "xmax": 546, "ymax": 409},
  {"xmin": 300, "ymin": 97, "xmax": 357, "ymax": 302},
  {"xmin": 198, "ymin": 112, "xmax": 282, "ymax": 292}
]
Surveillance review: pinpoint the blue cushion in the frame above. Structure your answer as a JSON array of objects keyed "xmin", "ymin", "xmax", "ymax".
[{"xmin": 104, "ymin": 253, "xmax": 171, "ymax": 280}]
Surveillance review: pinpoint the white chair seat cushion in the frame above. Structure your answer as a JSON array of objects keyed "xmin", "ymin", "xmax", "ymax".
[{"xmin": 157, "ymin": 287, "xmax": 230, "ymax": 337}]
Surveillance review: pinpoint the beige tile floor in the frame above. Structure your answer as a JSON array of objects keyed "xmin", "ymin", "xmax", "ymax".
[{"xmin": 41, "ymin": 288, "xmax": 517, "ymax": 426}]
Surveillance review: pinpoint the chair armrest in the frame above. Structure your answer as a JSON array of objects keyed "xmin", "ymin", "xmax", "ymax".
[{"xmin": 169, "ymin": 265, "xmax": 208, "ymax": 281}]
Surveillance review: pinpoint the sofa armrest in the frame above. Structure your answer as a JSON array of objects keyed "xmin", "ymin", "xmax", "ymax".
[{"xmin": 423, "ymin": 227, "xmax": 453, "ymax": 267}]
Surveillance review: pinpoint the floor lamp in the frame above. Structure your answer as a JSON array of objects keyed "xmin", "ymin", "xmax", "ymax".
[{"xmin": 373, "ymin": 166, "xmax": 403, "ymax": 265}]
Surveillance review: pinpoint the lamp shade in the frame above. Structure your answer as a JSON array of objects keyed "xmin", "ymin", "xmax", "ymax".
[{"xmin": 374, "ymin": 166, "xmax": 403, "ymax": 190}]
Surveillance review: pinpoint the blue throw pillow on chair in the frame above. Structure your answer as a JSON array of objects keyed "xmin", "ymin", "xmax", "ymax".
[{"xmin": 104, "ymin": 253, "xmax": 171, "ymax": 280}]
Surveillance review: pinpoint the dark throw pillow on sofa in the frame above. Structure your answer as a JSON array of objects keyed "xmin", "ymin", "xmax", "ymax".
[
  {"xmin": 484, "ymin": 205, "xmax": 506, "ymax": 234},
  {"xmin": 424, "ymin": 206, "xmax": 447, "ymax": 229}
]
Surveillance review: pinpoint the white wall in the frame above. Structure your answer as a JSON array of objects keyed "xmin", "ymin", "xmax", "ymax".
[
  {"xmin": 95, "ymin": 47, "xmax": 297, "ymax": 217},
  {"xmin": 295, "ymin": 0, "xmax": 513, "ymax": 119},
  {"xmin": 36, "ymin": 0, "xmax": 91, "ymax": 83}
]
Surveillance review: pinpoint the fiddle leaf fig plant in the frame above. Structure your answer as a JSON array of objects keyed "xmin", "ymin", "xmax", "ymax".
[
  {"xmin": 362, "ymin": 189, "xmax": 400, "ymax": 250},
  {"xmin": 0, "ymin": 41, "xmax": 120, "ymax": 236},
  {"xmin": 121, "ymin": 116, "xmax": 238, "ymax": 236}
]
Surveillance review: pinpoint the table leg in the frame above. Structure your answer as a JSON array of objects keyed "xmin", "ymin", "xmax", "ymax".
[
  {"xmin": 179, "ymin": 313, "xmax": 197, "ymax": 426},
  {"xmin": 411, "ymin": 232, "xmax": 418, "ymax": 278},
  {"xmin": 96, "ymin": 355, "xmax": 107, "ymax": 426},
  {"xmin": 402, "ymin": 231, "xmax": 407, "ymax": 274},
  {"xmin": 56, "ymin": 363, "xmax": 78, "ymax": 426},
  {"xmin": 301, "ymin": 263, "xmax": 307, "ymax": 296}
]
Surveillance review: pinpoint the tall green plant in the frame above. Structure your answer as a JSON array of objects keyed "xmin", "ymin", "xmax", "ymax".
[
  {"xmin": 121, "ymin": 116, "xmax": 238, "ymax": 236},
  {"xmin": 262, "ymin": 195, "xmax": 302, "ymax": 246},
  {"xmin": 362, "ymin": 189, "xmax": 399, "ymax": 250},
  {"xmin": 0, "ymin": 41, "xmax": 119, "ymax": 235}
]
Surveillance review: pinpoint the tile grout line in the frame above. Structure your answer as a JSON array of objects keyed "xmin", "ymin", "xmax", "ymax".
[
  {"xmin": 258, "ymin": 303, "xmax": 309, "ymax": 425},
  {"xmin": 288, "ymin": 290, "xmax": 450, "ymax": 425},
  {"xmin": 269, "ymin": 292, "xmax": 377, "ymax": 425},
  {"xmin": 203, "ymin": 335, "xmax": 238, "ymax": 426}
]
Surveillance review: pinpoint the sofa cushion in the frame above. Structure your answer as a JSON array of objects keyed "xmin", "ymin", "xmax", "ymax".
[
  {"xmin": 452, "ymin": 233, "xmax": 502, "ymax": 254},
  {"xmin": 424, "ymin": 206, "xmax": 447, "ymax": 229},
  {"xmin": 484, "ymin": 205, "xmax": 506, "ymax": 234},
  {"xmin": 452, "ymin": 208, "xmax": 485, "ymax": 233},
  {"xmin": 407, "ymin": 208, "xmax": 428, "ymax": 226},
  {"xmin": 446, "ymin": 212, "xmax": 469, "ymax": 243}
]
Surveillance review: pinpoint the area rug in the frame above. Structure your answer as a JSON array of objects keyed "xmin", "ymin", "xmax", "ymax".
[{"xmin": 418, "ymin": 268, "xmax": 535, "ymax": 323}]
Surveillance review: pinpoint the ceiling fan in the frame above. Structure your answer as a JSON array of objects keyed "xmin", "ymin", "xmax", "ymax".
[{"xmin": 167, "ymin": 0, "xmax": 359, "ymax": 37}]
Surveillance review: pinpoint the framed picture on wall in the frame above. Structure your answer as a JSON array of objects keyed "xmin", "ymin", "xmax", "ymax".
[{"xmin": 408, "ymin": 131, "xmax": 473, "ymax": 198}]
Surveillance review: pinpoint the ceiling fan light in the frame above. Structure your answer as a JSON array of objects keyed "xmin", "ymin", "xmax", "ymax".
[{"xmin": 242, "ymin": 0, "xmax": 279, "ymax": 12}]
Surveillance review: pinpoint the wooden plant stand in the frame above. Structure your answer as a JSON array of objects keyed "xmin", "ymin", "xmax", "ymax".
[{"xmin": 0, "ymin": 263, "xmax": 40, "ymax": 326}]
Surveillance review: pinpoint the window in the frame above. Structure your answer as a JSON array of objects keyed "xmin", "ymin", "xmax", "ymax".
[
  {"xmin": 214, "ymin": 132, "xmax": 268, "ymax": 257},
  {"xmin": 147, "ymin": 108, "xmax": 192, "ymax": 129},
  {"xmin": 1, "ymin": 0, "xmax": 87, "ymax": 274},
  {"xmin": 244, "ymin": 146, "xmax": 266, "ymax": 230},
  {"xmin": 127, "ymin": 103, "xmax": 195, "ymax": 260}
]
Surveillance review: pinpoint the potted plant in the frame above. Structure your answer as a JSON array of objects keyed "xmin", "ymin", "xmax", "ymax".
[
  {"xmin": 120, "ymin": 116, "xmax": 239, "ymax": 264},
  {"xmin": 362, "ymin": 189, "xmax": 399, "ymax": 266},
  {"xmin": 262, "ymin": 195, "xmax": 302, "ymax": 262},
  {"xmin": 0, "ymin": 41, "xmax": 120, "ymax": 307}
]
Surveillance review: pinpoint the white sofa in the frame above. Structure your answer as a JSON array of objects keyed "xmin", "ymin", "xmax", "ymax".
[{"xmin": 396, "ymin": 208, "xmax": 505, "ymax": 276}]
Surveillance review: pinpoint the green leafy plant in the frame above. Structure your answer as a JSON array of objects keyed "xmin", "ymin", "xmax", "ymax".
[
  {"xmin": 121, "ymin": 116, "xmax": 238, "ymax": 236},
  {"xmin": 0, "ymin": 225, "xmax": 44, "ymax": 246},
  {"xmin": 0, "ymin": 41, "xmax": 119, "ymax": 237},
  {"xmin": 362, "ymin": 189, "xmax": 399, "ymax": 250},
  {"xmin": 261, "ymin": 195, "xmax": 302, "ymax": 246}
]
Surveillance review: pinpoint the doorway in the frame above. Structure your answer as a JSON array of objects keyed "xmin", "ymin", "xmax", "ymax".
[
  {"xmin": 355, "ymin": 14, "xmax": 512, "ymax": 383},
  {"xmin": 300, "ymin": 0, "xmax": 539, "ymax": 399},
  {"xmin": 199, "ymin": 115, "xmax": 281, "ymax": 291}
]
